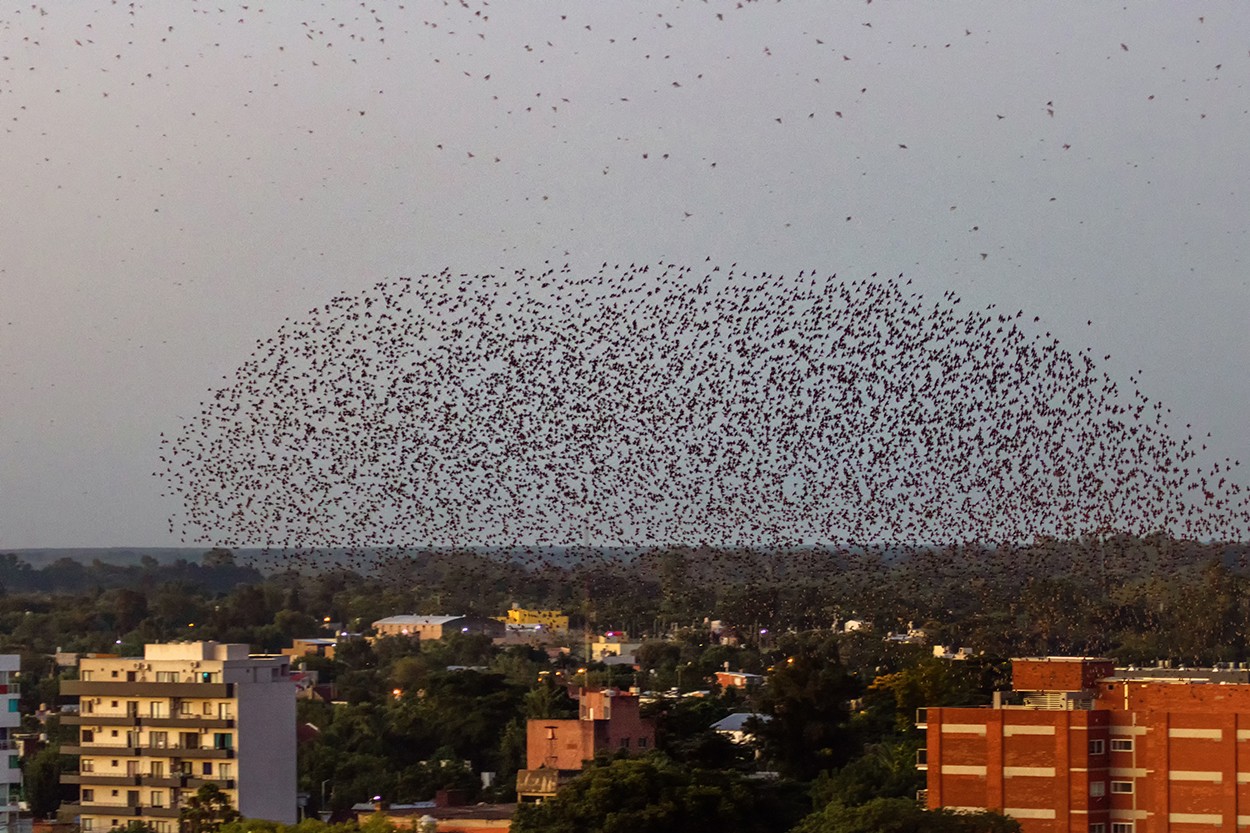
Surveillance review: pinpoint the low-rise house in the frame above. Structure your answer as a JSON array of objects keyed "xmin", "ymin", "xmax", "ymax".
[
  {"xmin": 711, "ymin": 712, "xmax": 771, "ymax": 745},
  {"xmin": 501, "ymin": 606, "xmax": 569, "ymax": 634},
  {"xmin": 517, "ymin": 687, "xmax": 656, "ymax": 802},
  {"xmin": 356, "ymin": 794, "xmax": 514, "ymax": 833},
  {"xmin": 714, "ymin": 670, "xmax": 765, "ymax": 690},
  {"xmin": 373, "ymin": 615, "xmax": 505, "ymax": 640},
  {"xmin": 589, "ymin": 632, "xmax": 642, "ymax": 663},
  {"xmin": 283, "ymin": 638, "xmax": 339, "ymax": 660}
]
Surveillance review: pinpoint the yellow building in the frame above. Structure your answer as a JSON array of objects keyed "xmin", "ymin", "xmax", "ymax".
[
  {"xmin": 61, "ymin": 642, "xmax": 296, "ymax": 831},
  {"xmin": 502, "ymin": 607, "xmax": 569, "ymax": 634}
]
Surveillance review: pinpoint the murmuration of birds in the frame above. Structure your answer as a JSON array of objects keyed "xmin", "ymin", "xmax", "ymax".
[{"xmin": 155, "ymin": 263, "xmax": 1248, "ymax": 577}]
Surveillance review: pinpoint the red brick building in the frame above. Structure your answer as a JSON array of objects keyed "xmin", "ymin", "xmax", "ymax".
[
  {"xmin": 923, "ymin": 656, "xmax": 1250, "ymax": 833},
  {"xmin": 517, "ymin": 687, "xmax": 656, "ymax": 801}
]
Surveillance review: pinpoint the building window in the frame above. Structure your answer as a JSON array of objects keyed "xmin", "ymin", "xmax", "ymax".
[
  {"xmin": 1089, "ymin": 739, "xmax": 1105, "ymax": 755},
  {"xmin": 1111, "ymin": 824, "xmax": 1133, "ymax": 833},
  {"xmin": 6, "ymin": 699, "xmax": 15, "ymax": 713},
  {"xmin": 1090, "ymin": 781, "xmax": 1105, "ymax": 797},
  {"xmin": 156, "ymin": 671, "xmax": 177, "ymax": 683},
  {"xmin": 81, "ymin": 759, "xmax": 94, "ymax": 773},
  {"xmin": 82, "ymin": 789, "xmax": 94, "ymax": 802},
  {"xmin": 180, "ymin": 701, "xmax": 194, "ymax": 715},
  {"xmin": 219, "ymin": 764, "xmax": 231, "ymax": 780},
  {"xmin": 81, "ymin": 820, "xmax": 93, "ymax": 832},
  {"xmin": 202, "ymin": 762, "xmax": 213, "ymax": 776},
  {"xmin": 81, "ymin": 671, "xmax": 93, "ymax": 682},
  {"xmin": 149, "ymin": 731, "xmax": 168, "ymax": 749},
  {"xmin": 1111, "ymin": 781, "xmax": 1133, "ymax": 794},
  {"xmin": 1110, "ymin": 739, "xmax": 1133, "ymax": 752},
  {"xmin": 638, "ymin": 737, "xmax": 648, "ymax": 748},
  {"xmin": 1090, "ymin": 825, "xmax": 1105, "ymax": 833},
  {"xmin": 618, "ymin": 737, "xmax": 630, "ymax": 748},
  {"xmin": 81, "ymin": 730, "xmax": 94, "ymax": 743},
  {"xmin": 150, "ymin": 791, "xmax": 164, "ymax": 807}
]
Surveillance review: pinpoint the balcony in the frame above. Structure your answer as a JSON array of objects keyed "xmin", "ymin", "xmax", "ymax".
[
  {"xmin": 62, "ymin": 773, "xmax": 142, "ymax": 787},
  {"xmin": 61, "ymin": 744, "xmax": 139, "ymax": 757},
  {"xmin": 916, "ymin": 748, "xmax": 928, "ymax": 771},
  {"xmin": 63, "ymin": 802, "xmax": 142, "ymax": 817},
  {"xmin": 916, "ymin": 789, "xmax": 929, "ymax": 804},
  {"xmin": 65, "ymin": 715, "xmax": 235, "ymax": 730},
  {"xmin": 186, "ymin": 778, "xmax": 235, "ymax": 790},
  {"xmin": 63, "ymin": 681, "xmax": 232, "ymax": 698},
  {"xmin": 64, "ymin": 744, "xmax": 235, "ymax": 759},
  {"xmin": 915, "ymin": 708, "xmax": 927, "ymax": 730}
]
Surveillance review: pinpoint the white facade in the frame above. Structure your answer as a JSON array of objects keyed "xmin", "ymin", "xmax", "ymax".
[
  {"xmin": 0, "ymin": 655, "xmax": 21, "ymax": 821},
  {"xmin": 62, "ymin": 642, "xmax": 296, "ymax": 830}
]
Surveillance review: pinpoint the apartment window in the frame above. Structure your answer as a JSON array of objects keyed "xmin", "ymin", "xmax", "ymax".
[
  {"xmin": 1111, "ymin": 824, "xmax": 1133, "ymax": 833},
  {"xmin": 1090, "ymin": 781, "xmax": 1105, "ymax": 797},
  {"xmin": 156, "ymin": 671, "xmax": 177, "ymax": 683},
  {"xmin": 180, "ymin": 701, "xmax": 194, "ymax": 715},
  {"xmin": 82, "ymin": 789, "xmax": 94, "ymax": 802},
  {"xmin": 150, "ymin": 791, "xmax": 164, "ymax": 807},
  {"xmin": 155, "ymin": 823, "xmax": 171, "ymax": 833},
  {"xmin": 203, "ymin": 702, "xmax": 213, "ymax": 715},
  {"xmin": 618, "ymin": 737, "xmax": 630, "ymax": 748},
  {"xmin": 148, "ymin": 731, "xmax": 168, "ymax": 749},
  {"xmin": 81, "ymin": 730, "xmax": 94, "ymax": 743},
  {"xmin": 7, "ymin": 755, "xmax": 15, "ymax": 769},
  {"xmin": 111, "ymin": 671, "xmax": 119, "ymax": 678},
  {"xmin": 1110, "ymin": 739, "xmax": 1133, "ymax": 752},
  {"xmin": 82, "ymin": 700, "xmax": 93, "ymax": 714},
  {"xmin": 81, "ymin": 821, "xmax": 93, "ymax": 832},
  {"xmin": 6, "ymin": 699, "xmax": 15, "ymax": 713},
  {"xmin": 1089, "ymin": 739, "xmax": 1105, "ymax": 755},
  {"xmin": 218, "ymin": 764, "xmax": 231, "ymax": 780},
  {"xmin": 1090, "ymin": 825, "xmax": 1105, "ymax": 833},
  {"xmin": 1111, "ymin": 781, "xmax": 1134, "ymax": 794},
  {"xmin": 638, "ymin": 737, "xmax": 648, "ymax": 748},
  {"xmin": 81, "ymin": 759, "xmax": 94, "ymax": 773},
  {"xmin": 81, "ymin": 671, "xmax": 93, "ymax": 682},
  {"xmin": 213, "ymin": 732, "xmax": 233, "ymax": 750}
]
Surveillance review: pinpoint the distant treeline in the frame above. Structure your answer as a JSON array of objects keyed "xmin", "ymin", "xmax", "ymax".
[{"xmin": 0, "ymin": 550, "xmax": 262, "ymax": 595}]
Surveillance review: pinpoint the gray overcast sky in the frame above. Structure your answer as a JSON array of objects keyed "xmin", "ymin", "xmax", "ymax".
[{"xmin": 2, "ymin": 1, "xmax": 1248, "ymax": 548}]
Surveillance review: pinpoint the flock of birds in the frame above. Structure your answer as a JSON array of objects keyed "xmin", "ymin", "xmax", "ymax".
[{"xmin": 158, "ymin": 264, "xmax": 1247, "ymax": 577}]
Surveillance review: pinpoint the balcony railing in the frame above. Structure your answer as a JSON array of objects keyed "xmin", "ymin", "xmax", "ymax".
[
  {"xmin": 916, "ymin": 789, "xmax": 929, "ymax": 804},
  {"xmin": 65, "ymin": 714, "xmax": 235, "ymax": 729}
]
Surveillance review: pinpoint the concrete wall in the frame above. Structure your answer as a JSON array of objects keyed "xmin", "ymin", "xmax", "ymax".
[{"xmin": 235, "ymin": 672, "xmax": 297, "ymax": 823}]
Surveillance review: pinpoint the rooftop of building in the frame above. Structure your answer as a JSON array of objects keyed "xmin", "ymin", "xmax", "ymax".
[{"xmin": 373, "ymin": 615, "xmax": 470, "ymax": 626}]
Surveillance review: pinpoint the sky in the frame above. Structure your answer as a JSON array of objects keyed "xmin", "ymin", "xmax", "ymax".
[{"xmin": 1, "ymin": 1, "xmax": 1248, "ymax": 549}]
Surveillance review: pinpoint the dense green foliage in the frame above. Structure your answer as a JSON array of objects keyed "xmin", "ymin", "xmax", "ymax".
[
  {"xmin": 512, "ymin": 756, "xmax": 807, "ymax": 833},
  {"xmin": 6, "ymin": 536, "xmax": 1250, "ymax": 830}
]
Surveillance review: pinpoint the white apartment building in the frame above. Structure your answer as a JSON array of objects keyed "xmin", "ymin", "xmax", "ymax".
[
  {"xmin": 62, "ymin": 642, "xmax": 296, "ymax": 830},
  {"xmin": 0, "ymin": 655, "xmax": 20, "ymax": 828}
]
